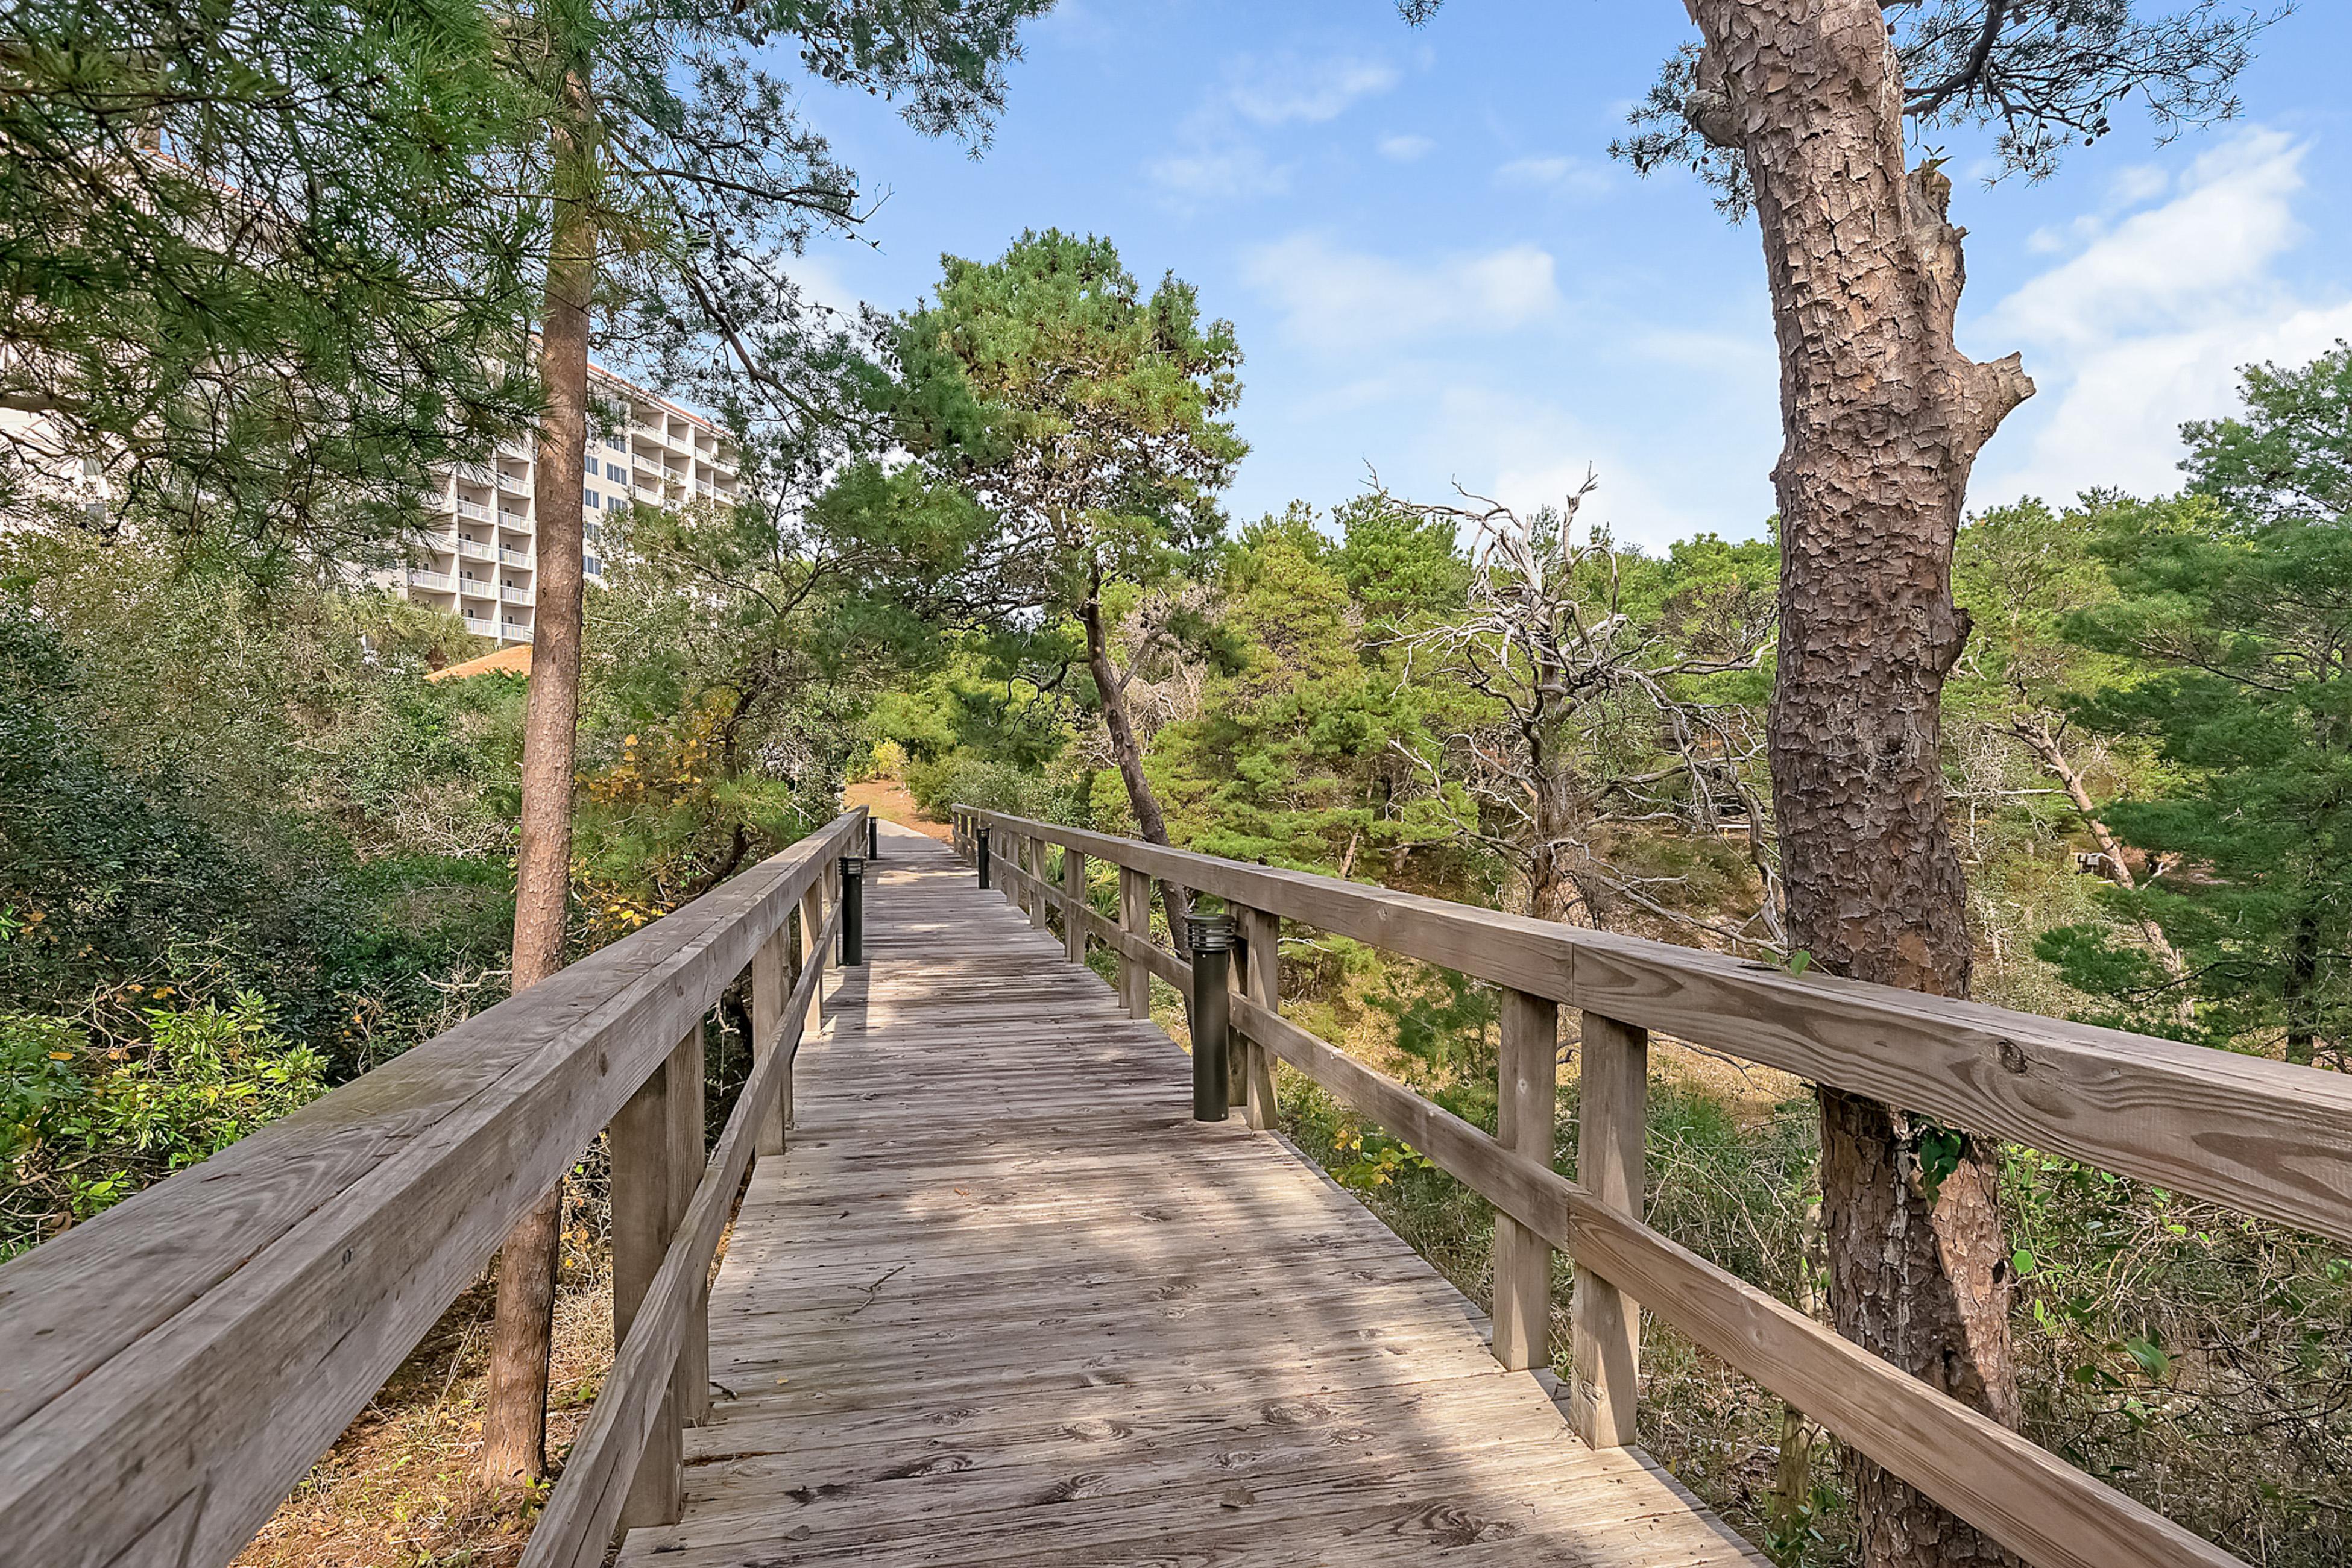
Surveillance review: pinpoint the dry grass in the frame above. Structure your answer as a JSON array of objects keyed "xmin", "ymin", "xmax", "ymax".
[{"xmin": 238, "ymin": 1253, "xmax": 613, "ymax": 1568}]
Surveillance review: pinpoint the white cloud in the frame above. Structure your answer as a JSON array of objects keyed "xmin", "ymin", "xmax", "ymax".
[
  {"xmin": 1422, "ymin": 385, "xmax": 1712, "ymax": 552},
  {"xmin": 1149, "ymin": 145, "xmax": 1288, "ymax": 202},
  {"xmin": 1150, "ymin": 52, "xmax": 1401, "ymax": 204},
  {"xmin": 1228, "ymin": 57, "xmax": 1399, "ymax": 127},
  {"xmin": 1378, "ymin": 133, "xmax": 1436, "ymax": 163},
  {"xmin": 1493, "ymin": 154, "xmax": 1611, "ymax": 197},
  {"xmin": 1973, "ymin": 128, "xmax": 2352, "ymax": 508},
  {"xmin": 1243, "ymin": 235, "xmax": 1562, "ymax": 353}
]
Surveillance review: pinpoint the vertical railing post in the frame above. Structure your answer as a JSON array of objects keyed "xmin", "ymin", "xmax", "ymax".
[
  {"xmin": 1234, "ymin": 906, "xmax": 1280, "ymax": 1130},
  {"xmin": 798, "ymin": 869, "xmax": 825, "ymax": 1037},
  {"xmin": 1569, "ymin": 1010, "xmax": 1647, "ymax": 1447},
  {"xmin": 868, "ymin": 811, "xmax": 879, "ymax": 860},
  {"xmin": 1189, "ymin": 915, "xmax": 1234, "ymax": 1121},
  {"xmin": 669, "ymin": 1027, "xmax": 709, "ymax": 1426},
  {"xmin": 1493, "ymin": 990, "xmax": 1559, "ymax": 1373},
  {"xmin": 751, "ymin": 925, "xmax": 789, "ymax": 1155},
  {"xmin": 1024, "ymin": 837, "xmax": 1047, "ymax": 930},
  {"xmin": 611, "ymin": 1042, "xmax": 683, "ymax": 1526},
  {"xmin": 1063, "ymin": 847, "xmax": 1087, "ymax": 964},
  {"xmin": 1117, "ymin": 864, "xmax": 1151, "ymax": 1019},
  {"xmin": 839, "ymin": 856, "xmax": 865, "ymax": 967},
  {"xmin": 976, "ymin": 823, "xmax": 991, "ymax": 889}
]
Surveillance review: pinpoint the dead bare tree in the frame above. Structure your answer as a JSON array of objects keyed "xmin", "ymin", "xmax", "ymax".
[{"xmin": 1387, "ymin": 478, "xmax": 1781, "ymax": 951}]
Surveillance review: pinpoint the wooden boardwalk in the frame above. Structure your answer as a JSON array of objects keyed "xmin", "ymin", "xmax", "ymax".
[{"xmin": 617, "ymin": 824, "xmax": 1763, "ymax": 1567}]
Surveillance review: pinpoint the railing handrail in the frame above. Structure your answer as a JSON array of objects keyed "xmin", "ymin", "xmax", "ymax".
[
  {"xmin": 956, "ymin": 808, "xmax": 2352, "ymax": 1248},
  {"xmin": 0, "ymin": 808, "xmax": 868, "ymax": 1568},
  {"xmin": 951, "ymin": 804, "xmax": 2334, "ymax": 1568}
]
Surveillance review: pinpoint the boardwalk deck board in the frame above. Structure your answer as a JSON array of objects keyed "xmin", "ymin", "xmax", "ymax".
[{"xmin": 616, "ymin": 826, "xmax": 1764, "ymax": 1567}]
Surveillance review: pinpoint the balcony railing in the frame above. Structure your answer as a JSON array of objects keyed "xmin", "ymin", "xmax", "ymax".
[
  {"xmin": 406, "ymin": 569, "xmax": 456, "ymax": 593},
  {"xmin": 456, "ymin": 500, "xmax": 490, "ymax": 522},
  {"xmin": 500, "ymin": 624, "xmax": 535, "ymax": 643},
  {"xmin": 497, "ymin": 470, "xmax": 531, "ymax": 495},
  {"xmin": 499, "ymin": 547, "xmax": 532, "ymax": 568},
  {"xmin": 464, "ymin": 616, "xmax": 498, "ymax": 635},
  {"xmin": 501, "ymin": 585, "xmax": 533, "ymax": 606},
  {"xmin": 455, "ymin": 538, "xmax": 494, "ymax": 561},
  {"xmin": 453, "ymin": 463, "xmax": 496, "ymax": 486}
]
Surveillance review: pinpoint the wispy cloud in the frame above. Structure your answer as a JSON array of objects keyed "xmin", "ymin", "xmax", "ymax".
[
  {"xmin": 1242, "ymin": 234, "xmax": 1562, "ymax": 353},
  {"xmin": 1149, "ymin": 51, "xmax": 1402, "ymax": 204},
  {"xmin": 1378, "ymin": 133, "xmax": 1436, "ymax": 163},
  {"xmin": 1973, "ymin": 128, "xmax": 2352, "ymax": 507},
  {"xmin": 1228, "ymin": 57, "xmax": 1399, "ymax": 126},
  {"xmin": 1493, "ymin": 154, "xmax": 1611, "ymax": 197}
]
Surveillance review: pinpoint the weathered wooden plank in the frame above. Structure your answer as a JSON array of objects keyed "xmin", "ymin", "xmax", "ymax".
[
  {"xmin": 1490, "ymin": 988, "xmax": 1556, "ymax": 1374},
  {"xmin": 967, "ymin": 809, "xmax": 2352, "ymax": 1250},
  {"xmin": 1236, "ymin": 905, "xmax": 1280, "ymax": 1130},
  {"xmin": 1570, "ymin": 1010, "xmax": 1644, "ymax": 1446},
  {"xmin": 749, "ymin": 928, "xmax": 789, "ymax": 1154},
  {"xmin": 1117, "ymin": 865, "xmax": 1151, "ymax": 1018},
  {"xmin": 0, "ymin": 812, "xmax": 865, "ymax": 1568},
  {"xmin": 618, "ymin": 831, "xmax": 1761, "ymax": 1568}
]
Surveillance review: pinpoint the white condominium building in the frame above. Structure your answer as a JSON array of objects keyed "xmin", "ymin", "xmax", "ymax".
[{"xmin": 391, "ymin": 362, "xmax": 740, "ymax": 644}]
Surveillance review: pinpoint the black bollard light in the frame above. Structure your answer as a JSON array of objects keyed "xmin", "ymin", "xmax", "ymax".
[
  {"xmin": 839, "ymin": 855, "xmax": 865, "ymax": 966},
  {"xmin": 868, "ymin": 813, "xmax": 879, "ymax": 860},
  {"xmin": 976, "ymin": 823, "xmax": 992, "ymax": 889},
  {"xmin": 1190, "ymin": 915, "xmax": 1234, "ymax": 1122}
]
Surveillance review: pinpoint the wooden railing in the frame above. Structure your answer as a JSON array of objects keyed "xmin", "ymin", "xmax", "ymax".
[
  {"xmin": 951, "ymin": 804, "xmax": 2352, "ymax": 1568},
  {"xmin": 0, "ymin": 808, "xmax": 868, "ymax": 1568}
]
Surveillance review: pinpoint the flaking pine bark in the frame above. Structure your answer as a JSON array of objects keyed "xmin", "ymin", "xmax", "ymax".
[{"xmin": 1681, "ymin": 4, "xmax": 2032, "ymax": 1564}]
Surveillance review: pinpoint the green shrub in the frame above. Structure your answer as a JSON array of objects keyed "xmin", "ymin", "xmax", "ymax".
[{"xmin": 2, "ymin": 994, "xmax": 327, "ymax": 1256}]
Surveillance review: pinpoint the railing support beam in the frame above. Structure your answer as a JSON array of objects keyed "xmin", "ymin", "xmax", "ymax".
[
  {"xmin": 1064, "ymin": 848, "xmax": 1088, "ymax": 964},
  {"xmin": 751, "ymin": 928, "xmax": 789, "ymax": 1156},
  {"xmin": 798, "ymin": 875, "xmax": 825, "ymax": 1036},
  {"xmin": 611, "ymin": 1037, "xmax": 686, "ymax": 1526},
  {"xmin": 1235, "ymin": 906, "xmax": 1279, "ymax": 1131},
  {"xmin": 1492, "ymin": 989, "xmax": 1557, "ymax": 1373},
  {"xmin": 668, "ymin": 1029, "xmax": 709, "ymax": 1426},
  {"xmin": 1118, "ymin": 866, "xmax": 1152, "ymax": 1019},
  {"xmin": 1569, "ymin": 1010, "xmax": 1646, "ymax": 1447}
]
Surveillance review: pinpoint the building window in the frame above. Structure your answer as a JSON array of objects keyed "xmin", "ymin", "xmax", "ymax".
[
  {"xmin": 584, "ymin": 555, "xmax": 603, "ymax": 576},
  {"xmin": 584, "ymin": 489, "xmax": 601, "ymax": 508}
]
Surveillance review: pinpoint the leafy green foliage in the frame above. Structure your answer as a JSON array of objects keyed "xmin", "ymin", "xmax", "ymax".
[
  {"xmin": 2, "ymin": 995, "xmax": 327, "ymax": 1253},
  {"xmin": 872, "ymin": 227, "xmax": 1247, "ymax": 622},
  {"xmin": 0, "ymin": 0, "xmax": 539, "ymax": 571},
  {"xmin": 2038, "ymin": 483, "xmax": 2352, "ymax": 1062}
]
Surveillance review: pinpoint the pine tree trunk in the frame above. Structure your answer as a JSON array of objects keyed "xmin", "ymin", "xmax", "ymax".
[
  {"xmin": 479, "ymin": 58, "xmax": 598, "ymax": 1493},
  {"xmin": 1683, "ymin": 4, "xmax": 2034, "ymax": 1563},
  {"xmin": 1080, "ymin": 593, "xmax": 1191, "ymax": 943}
]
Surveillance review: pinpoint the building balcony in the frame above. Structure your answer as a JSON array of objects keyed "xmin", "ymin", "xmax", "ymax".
[
  {"xmin": 456, "ymin": 500, "xmax": 490, "ymax": 522},
  {"xmin": 495, "ymin": 437, "xmax": 531, "ymax": 459},
  {"xmin": 453, "ymin": 463, "xmax": 496, "ymax": 486},
  {"xmin": 497, "ymin": 470, "xmax": 531, "ymax": 496},
  {"xmin": 501, "ymin": 585, "xmax": 533, "ymax": 606},
  {"xmin": 455, "ymin": 538, "xmax": 494, "ymax": 561},
  {"xmin": 499, "ymin": 547, "xmax": 532, "ymax": 568},
  {"xmin": 464, "ymin": 616, "xmax": 499, "ymax": 636},
  {"xmin": 407, "ymin": 569, "xmax": 457, "ymax": 592},
  {"xmin": 500, "ymin": 624, "xmax": 534, "ymax": 643}
]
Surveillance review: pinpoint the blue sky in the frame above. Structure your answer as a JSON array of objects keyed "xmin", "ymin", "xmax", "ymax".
[{"xmin": 781, "ymin": 2, "xmax": 2352, "ymax": 551}]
